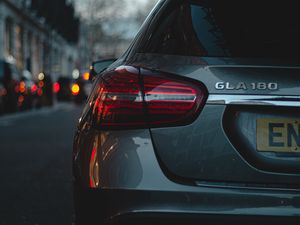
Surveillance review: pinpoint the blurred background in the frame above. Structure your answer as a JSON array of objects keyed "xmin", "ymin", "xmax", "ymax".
[
  {"xmin": 0, "ymin": 0, "xmax": 157, "ymax": 224},
  {"xmin": 0, "ymin": 0, "xmax": 158, "ymax": 114}
]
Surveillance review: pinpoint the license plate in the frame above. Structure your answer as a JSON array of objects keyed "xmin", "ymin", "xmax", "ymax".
[{"xmin": 257, "ymin": 118, "xmax": 300, "ymax": 153}]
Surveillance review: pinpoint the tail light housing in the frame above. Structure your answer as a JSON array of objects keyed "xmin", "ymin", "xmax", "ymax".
[{"xmin": 91, "ymin": 66, "xmax": 207, "ymax": 129}]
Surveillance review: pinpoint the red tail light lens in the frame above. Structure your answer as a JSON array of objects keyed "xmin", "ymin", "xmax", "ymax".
[
  {"xmin": 37, "ymin": 88, "xmax": 43, "ymax": 96},
  {"xmin": 31, "ymin": 84, "xmax": 38, "ymax": 93},
  {"xmin": 143, "ymin": 72, "xmax": 205, "ymax": 126},
  {"xmin": 92, "ymin": 66, "xmax": 207, "ymax": 129},
  {"xmin": 92, "ymin": 66, "xmax": 145, "ymax": 127},
  {"xmin": 53, "ymin": 82, "xmax": 60, "ymax": 93},
  {"xmin": 72, "ymin": 84, "xmax": 80, "ymax": 96},
  {"xmin": 19, "ymin": 82, "xmax": 26, "ymax": 93}
]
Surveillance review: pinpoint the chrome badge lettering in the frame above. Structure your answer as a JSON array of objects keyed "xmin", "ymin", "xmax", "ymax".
[{"xmin": 215, "ymin": 82, "xmax": 278, "ymax": 90}]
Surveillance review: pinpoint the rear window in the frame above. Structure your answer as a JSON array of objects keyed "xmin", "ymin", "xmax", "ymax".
[{"xmin": 141, "ymin": 0, "xmax": 300, "ymax": 57}]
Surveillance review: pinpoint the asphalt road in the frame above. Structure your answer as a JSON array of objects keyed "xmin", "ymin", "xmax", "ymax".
[{"xmin": 0, "ymin": 103, "xmax": 83, "ymax": 225}]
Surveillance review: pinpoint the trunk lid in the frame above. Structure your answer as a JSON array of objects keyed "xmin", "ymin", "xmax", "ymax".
[{"xmin": 143, "ymin": 55, "xmax": 300, "ymax": 187}]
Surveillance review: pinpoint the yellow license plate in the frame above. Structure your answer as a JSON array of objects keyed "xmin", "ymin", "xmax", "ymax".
[{"xmin": 257, "ymin": 118, "xmax": 300, "ymax": 153}]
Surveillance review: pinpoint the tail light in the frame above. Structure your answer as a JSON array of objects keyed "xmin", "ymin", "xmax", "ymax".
[
  {"xmin": 72, "ymin": 83, "xmax": 80, "ymax": 96},
  {"xmin": 53, "ymin": 82, "xmax": 60, "ymax": 93},
  {"xmin": 37, "ymin": 88, "xmax": 43, "ymax": 96},
  {"xmin": 83, "ymin": 72, "xmax": 90, "ymax": 81},
  {"xmin": 19, "ymin": 81, "xmax": 26, "ymax": 94},
  {"xmin": 31, "ymin": 84, "xmax": 38, "ymax": 94},
  {"xmin": 91, "ymin": 66, "xmax": 207, "ymax": 129}
]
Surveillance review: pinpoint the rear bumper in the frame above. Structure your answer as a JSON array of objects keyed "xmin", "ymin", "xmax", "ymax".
[
  {"xmin": 74, "ymin": 129, "xmax": 300, "ymax": 225},
  {"xmin": 75, "ymin": 188, "xmax": 300, "ymax": 225}
]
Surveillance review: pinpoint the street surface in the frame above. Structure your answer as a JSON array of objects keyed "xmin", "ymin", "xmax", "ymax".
[{"xmin": 0, "ymin": 103, "xmax": 83, "ymax": 225}]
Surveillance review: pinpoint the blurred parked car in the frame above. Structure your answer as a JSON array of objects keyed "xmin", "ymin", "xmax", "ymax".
[
  {"xmin": 72, "ymin": 77, "xmax": 88, "ymax": 104},
  {"xmin": 17, "ymin": 70, "xmax": 35, "ymax": 111},
  {"xmin": 34, "ymin": 73, "xmax": 53, "ymax": 107},
  {"xmin": 42, "ymin": 74, "xmax": 54, "ymax": 106},
  {"xmin": 55, "ymin": 76, "xmax": 88, "ymax": 104},
  {"xmin": 0, "ymin": 59, "xmax": 20, "ymax": 113},
  {"xmin": 55, "ymin": 77, "xmax": 72, "ymax": 102}
]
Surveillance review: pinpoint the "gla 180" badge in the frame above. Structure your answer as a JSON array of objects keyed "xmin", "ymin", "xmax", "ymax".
[{"xmin": 215, "ymin": 82, "xmax": 278, "ymax": 90}]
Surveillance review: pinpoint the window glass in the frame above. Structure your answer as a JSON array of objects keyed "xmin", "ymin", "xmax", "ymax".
[{"xmin": 142, "ymin": 0, "xmax": 300, "ymax": 57}]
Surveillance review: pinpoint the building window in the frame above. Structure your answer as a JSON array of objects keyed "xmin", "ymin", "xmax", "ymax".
[
  {"xmin": 15, "ymin": 24, "xmax": 24, "ymax": 69},
  {"xmin": 5, "ymin": 18, "xmax": 13, "ymax": 56}
]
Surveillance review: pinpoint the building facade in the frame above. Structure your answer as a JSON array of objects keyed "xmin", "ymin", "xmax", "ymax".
[{"xmin": 0, "ymin": 0, "xmax": 78, "ymax": 81}]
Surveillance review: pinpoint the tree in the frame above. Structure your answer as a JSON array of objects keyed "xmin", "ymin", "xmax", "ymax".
[
  {"xmin": 135, "ymin": 0, "xmax": 158, "ymax": 25},
  {"xmin": 84, "ymin": 0, "xmax": 125, "ymax": 23},
  {"xmin": 76, "ymin": 0, "xmax": 126, "ymax": 61}
]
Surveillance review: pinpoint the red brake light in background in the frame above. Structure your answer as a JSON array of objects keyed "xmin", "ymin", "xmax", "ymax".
[
  {"xmin": 83, "ymin": 72, "xmax": 90, "ymax": 81},
  {"xmin": 92, "ymin": 66, "xmax": 207, "ymax": 129},
  {"xmin": 38, "ymin": 81, "xmax": 44, "ymax": 88},
  {"xmin": 31, "ymin": 84, "xmax": 37, "ymax": 93},
  {"xmin": 53, "ymin": 82, "xmax": 60, "ymax": 93},
  {"xmin": 71, "ymin": 84, "xmax": 80, "ymax": 96},
  {"xmin": 19, "ymin": 82, "xmax": 26, "ymax": 93},
  {"xmin": 37, "ymin": 89, "xmax": 43, "ymax": 96}
]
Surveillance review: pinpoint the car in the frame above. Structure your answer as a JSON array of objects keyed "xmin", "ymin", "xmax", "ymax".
[
  {"xmin": 72, "ymin": 77, "xmax": 88, "ymax": 104},
  {"xmin": 73, "ymin": 0, "xmax": 300, "ymax": 225},
  {"xmin": 55, "ymin": 76, "xmax": 88, "ymax": 104},
  {"xmin": 0, "ymin": 60, "xmax": 20, "ymax": 113},
  {"xmin": 55, "ymin": 76, "xmax": 73, "ymax": 102},
  {"xmin": 17, "ymin": 70, "xmax": 35, "ymax": 111}
]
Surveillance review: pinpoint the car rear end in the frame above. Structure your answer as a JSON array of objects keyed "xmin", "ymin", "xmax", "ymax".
[
  {"xmin": 55, "ymin": 76, "xmax": 88, "ymax": 103},
  {"xmin": 0, "ymin": 60, "xmax": 19, "ymax": 113},
  {"xmin": 72, "ymin": 77, "xmax": 88, "ymax": 104},
  {"xmin": 73, "ymin": 0, "xmax": 300, "ymax": 224},
  {"xmin": 18, "ymin": 71, "xmax": 36, "ymax": 111},
  {"xmin": 56, "ymin": 77, "xmax": 73, "ymax": 102}
]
